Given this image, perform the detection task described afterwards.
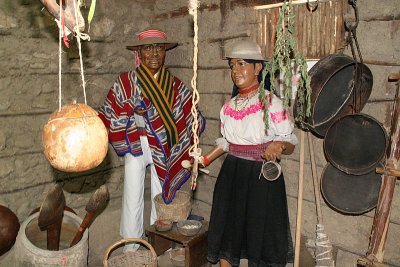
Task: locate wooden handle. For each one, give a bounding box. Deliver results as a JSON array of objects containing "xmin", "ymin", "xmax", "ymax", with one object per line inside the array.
[
  {"xmin": 69, "ymin": 212, "xmax": 93, "ymax": 247},
  {"xmin": 376, "ymin": 166, "xmax": 400, "ymax": 177},
  {"xmin": 294, "ymin": 131, "xmax": 305, "ymax": 267},
  {"xmin": 47, "ymin": 218, "xmax": 62, "ymax": 251}
]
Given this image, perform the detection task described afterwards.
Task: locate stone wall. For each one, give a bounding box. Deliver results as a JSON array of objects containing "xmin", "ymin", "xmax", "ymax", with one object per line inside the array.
[
  {"xmin": 0, "ymin": 0, "xmax": 155, "ymax": 266},
  {"xmin": 0, "ymin": 0, "xmax": 399, "ymax": 266}
]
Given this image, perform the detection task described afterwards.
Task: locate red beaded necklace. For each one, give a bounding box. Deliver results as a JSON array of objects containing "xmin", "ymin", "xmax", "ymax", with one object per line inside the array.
[{"xmin": 238, "ymin": 83, "xmax": 259, "ymax": 97}]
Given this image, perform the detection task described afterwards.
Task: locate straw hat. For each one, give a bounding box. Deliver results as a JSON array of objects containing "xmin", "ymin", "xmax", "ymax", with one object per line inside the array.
[
  {"xmin": 126, "ymin": 28, "xmax": 178, "ymax": 51},
  {"xmin": 224, "ymin": 39, "xmax": 266, "ymax": 61}
]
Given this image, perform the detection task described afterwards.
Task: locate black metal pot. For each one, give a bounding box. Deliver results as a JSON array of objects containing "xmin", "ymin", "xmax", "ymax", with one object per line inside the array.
[
  {"xmin": 320, "ymin": 163, "xmax": 382, "ymax": 215},
  {"xmin": 324, "ymin": 113, "xmax": 387, "ymax": 175},
  {"xmin": 295, "ymin": 54, "xmax": 373, "ymax": 137}
]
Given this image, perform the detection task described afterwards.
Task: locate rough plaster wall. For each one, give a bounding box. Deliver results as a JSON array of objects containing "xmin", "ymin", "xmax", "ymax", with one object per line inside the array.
[
  {"xmin": 0, "ymin": 0, "xmax": 399, "ymax": 266},
  {"xmin": 153, "ymin": 0, "xmax": 400, "ymax": 266}
]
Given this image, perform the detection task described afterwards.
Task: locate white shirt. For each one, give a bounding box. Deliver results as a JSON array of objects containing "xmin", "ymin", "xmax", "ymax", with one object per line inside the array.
[{"xmin": 218, "ymin": 92, "xmax": 298, "ymax": 151}]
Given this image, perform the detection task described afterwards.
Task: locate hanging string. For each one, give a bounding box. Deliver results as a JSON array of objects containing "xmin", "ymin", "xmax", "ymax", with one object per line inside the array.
[
  {"xmin": 56, "ymin": 0, "xmax": 90, "ymax": 111},
  {"xmin": 60, "ymin": 0, "xmax": 70, "ymax": 48},
  {"xmin": 188, "ymin": 0, "xmax": 201, "ymax": 190},
  {"xmin": 72, "ymin": 0, "xmax": 88, "ymax": 105},
  {"xmin": 58, "ymin": 0, "xmax": 63, "ymax": 112}
]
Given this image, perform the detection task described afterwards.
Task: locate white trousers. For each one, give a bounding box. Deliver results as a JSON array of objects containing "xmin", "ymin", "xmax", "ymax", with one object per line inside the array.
[{"xmin": 120, "ymin": 136, "xmax": 162, "ymax": 240}]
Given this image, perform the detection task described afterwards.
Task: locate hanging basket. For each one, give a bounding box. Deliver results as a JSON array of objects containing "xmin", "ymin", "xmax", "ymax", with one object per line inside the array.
[
  {"xmin": 154, "ymin": 191, "xmax": 191, "ymax": 222},
  {"xmin": 103, "ymin": 238, "xmax": 157, "ymax": 267}
]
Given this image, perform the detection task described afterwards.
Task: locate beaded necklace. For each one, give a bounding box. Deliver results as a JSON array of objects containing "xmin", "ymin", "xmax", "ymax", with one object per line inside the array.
[{"xmin": 234, "ymin": 83, "xmax": 259, "ymax": 111}]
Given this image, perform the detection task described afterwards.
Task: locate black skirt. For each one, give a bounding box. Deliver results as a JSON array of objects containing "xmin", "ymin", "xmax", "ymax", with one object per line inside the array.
[{"xmin": 207, "ymin": 155, "xmax": 294, "ymax": 267}]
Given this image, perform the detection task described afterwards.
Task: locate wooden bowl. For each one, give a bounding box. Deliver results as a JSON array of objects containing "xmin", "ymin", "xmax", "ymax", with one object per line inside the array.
[
  {"xmin": 154, "ymin": 219, "xmax": 173, "ymax": 232},
  {"xmin": 0, "ymin": 205, "xmax": 19, "ymax": 256},
  {"xmin": 177, "ymin": 220, "xmax": 202, "ymax": 237},
  {"xmin": 169, "ymin": 248, "xmax": 185, "ymax": 266}
]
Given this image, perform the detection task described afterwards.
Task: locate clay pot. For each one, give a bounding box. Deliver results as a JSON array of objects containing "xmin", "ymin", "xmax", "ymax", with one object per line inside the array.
[
  {"xmin": 42, "ymin": 103, "xmax": 108, "ymax": 172},
  {"xmin": 0, "ymin": 205, "xmax": 20, "ymax": 256}
]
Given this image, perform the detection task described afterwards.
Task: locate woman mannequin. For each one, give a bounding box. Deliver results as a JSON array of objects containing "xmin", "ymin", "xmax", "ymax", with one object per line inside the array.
[{"xmin": 203, "ymin": 40, "xmax": 297, "ymax": 267}]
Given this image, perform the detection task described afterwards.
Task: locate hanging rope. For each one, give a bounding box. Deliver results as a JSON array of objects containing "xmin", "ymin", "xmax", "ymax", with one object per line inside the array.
[
  {"xmin": 72, "ymin": 0, "xmax": 88, "ymax": 105},
  {"xmin": 57, "ymin": 0, "xmax": 90, "ymax": 110},
  {"xmin": 58, "ymin": 0, "xmax": 63, "ymax": 111},
  {"xmin": 188, "ymin": 0, "xmax": 201, "ymax": 190}
]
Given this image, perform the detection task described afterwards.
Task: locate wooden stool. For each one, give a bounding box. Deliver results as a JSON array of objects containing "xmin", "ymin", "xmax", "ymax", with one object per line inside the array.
[{"xmin": 145, "ymin": 221, "xmax": 209, "ymax": 267}]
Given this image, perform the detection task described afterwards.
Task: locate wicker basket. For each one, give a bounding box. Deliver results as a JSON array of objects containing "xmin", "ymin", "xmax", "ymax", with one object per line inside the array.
[
  {"xmin": 154, "ymin": 191, "xmax": 191, "ymax": 222},
  {"xmin": 103, "ymin": 238, "xmax": 157, "ymax": 267}
]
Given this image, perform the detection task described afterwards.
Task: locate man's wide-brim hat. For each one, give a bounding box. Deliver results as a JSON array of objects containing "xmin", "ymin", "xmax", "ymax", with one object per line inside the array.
[
  {"xmin": 126, "ymin": 28, "xmax": 178, "ymax": 51},
  {"xmin": 224, "ymin": 39, "xmax": 266, "ymax": 61}
]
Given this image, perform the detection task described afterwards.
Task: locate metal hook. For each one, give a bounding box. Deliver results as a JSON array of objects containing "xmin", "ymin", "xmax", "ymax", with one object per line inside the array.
[
  {"xmin": 306, "ymin": 0, "xmax": 319, "ymax": 12},
  {"xmin": 345, "ymin": 0, "xmax": 359, "ymax": 32}
]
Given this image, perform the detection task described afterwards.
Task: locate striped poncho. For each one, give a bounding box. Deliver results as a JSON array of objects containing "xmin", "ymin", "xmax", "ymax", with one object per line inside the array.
[{"xmin": 98, "ymin": 70, "xmax": 205, "ymax": 203}]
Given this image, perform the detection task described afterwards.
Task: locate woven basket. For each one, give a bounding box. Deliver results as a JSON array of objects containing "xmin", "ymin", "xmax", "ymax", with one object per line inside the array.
[
  {"xmin": 103, "ymin": 238, "xmax": 157, "ymax": 267},
  {"xmin": 154, "ymin": 191, "xmax": 191, "ymax": 222}
]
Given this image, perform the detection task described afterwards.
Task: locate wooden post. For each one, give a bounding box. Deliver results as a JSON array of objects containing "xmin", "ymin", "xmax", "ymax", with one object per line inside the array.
[{"xmin": 358, "ymin": 73, "xmax": 400, "ymax": 265}]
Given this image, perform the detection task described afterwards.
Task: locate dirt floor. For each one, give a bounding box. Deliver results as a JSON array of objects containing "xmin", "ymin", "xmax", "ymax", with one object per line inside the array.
[{"xmin": 0, "ymin": 194, "xmax": 314, "ymax": 267}]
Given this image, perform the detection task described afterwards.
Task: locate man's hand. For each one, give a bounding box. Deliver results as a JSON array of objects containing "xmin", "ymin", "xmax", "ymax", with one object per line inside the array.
[
  {"xmin": 134, "ymin": 107, "xmax": 147, "ymax": 116},
  {"xmin": 181, "ymin": 159, "xmax": 210, "ymax": 174}
]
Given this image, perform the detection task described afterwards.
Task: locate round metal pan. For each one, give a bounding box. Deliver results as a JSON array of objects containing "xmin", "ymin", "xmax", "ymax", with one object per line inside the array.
[
  {"xmin": 321, "ymin": 163, "xmax": 382, "ymax": 215},
  {"xmin": 295, "ymin": 54, "xmax": 373, "ymax": 137},
  {"xmin": 324, "ymin": 113, "xmax": 387, "ymax": 175}
]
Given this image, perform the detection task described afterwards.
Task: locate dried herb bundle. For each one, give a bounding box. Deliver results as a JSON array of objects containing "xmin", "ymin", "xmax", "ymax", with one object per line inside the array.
[{"xmin": 259, "ymin": 1, "xmax": 312, "ymax": 128}]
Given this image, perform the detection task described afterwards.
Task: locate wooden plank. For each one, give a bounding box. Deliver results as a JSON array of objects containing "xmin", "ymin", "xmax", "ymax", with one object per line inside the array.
[
  {"xmin": 255, "ymin": 0, "xmax": 347, "ymax": 59},
  {"xmin": 365, "ymin": 78, "xmax": 400, "ymax": 262}
]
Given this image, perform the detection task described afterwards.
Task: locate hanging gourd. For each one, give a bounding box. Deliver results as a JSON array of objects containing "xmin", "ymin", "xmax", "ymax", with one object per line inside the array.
[
  {"xmin": 40, "ymin": 0, "xmax": 106, "ymax": 172},
  {"xmin": 259, "ymin": 0, "xmax": 312, "ymax": 127},
  {"xmin": 42, "ymin": 103, "xmax": 108, "ymax": 172}
]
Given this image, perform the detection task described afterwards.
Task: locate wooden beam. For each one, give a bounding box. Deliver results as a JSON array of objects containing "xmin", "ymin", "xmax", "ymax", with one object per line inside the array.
[
  {"xmin": 155, "ymin": 3, "xmax": 219, "ymax": 20},
  {"xmin": 254, "ymin": 0, "xmax": 337, "ymax": 10},
  {"xmin": 207, "ymin": 31, "xmax": 250, "ymax": 43}
]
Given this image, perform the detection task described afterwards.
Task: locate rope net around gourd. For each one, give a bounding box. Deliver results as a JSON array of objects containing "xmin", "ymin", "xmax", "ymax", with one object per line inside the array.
[{"xmin": 188, "ymin": 0, "xmax": 201, "ymax": 190}]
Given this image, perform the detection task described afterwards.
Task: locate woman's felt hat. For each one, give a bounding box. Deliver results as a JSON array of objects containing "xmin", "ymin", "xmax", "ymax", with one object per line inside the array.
[
  {"xmin": 224, "ymin": 39, "xmax": 266, "ymax": 61},
  {"xmin": 126, "ymin": 28, "xmax": 178, "ymax": 51}
]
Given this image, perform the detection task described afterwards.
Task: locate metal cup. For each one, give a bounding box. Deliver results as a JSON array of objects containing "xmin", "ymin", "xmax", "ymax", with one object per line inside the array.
[{"xmin": 259, "ymin": 161, "xmax": 282, "ymax": 181}]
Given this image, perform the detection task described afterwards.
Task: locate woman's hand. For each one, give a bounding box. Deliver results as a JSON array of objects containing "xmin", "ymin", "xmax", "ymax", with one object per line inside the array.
[{"xmin": 263, "ymin": 141, "xmax": 286, "ymax": 161}]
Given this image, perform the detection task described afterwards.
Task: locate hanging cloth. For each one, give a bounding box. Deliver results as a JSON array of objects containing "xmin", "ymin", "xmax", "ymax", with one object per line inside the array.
[{"xmin": 136, "ymin": 64, "xmax": 177, "ymax": 147}]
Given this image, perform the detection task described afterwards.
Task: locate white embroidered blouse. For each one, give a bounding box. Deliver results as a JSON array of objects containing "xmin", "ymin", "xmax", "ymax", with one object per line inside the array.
[{"xmin": 217, "ymin": 92, "xmax": 298, "ymax": 152}]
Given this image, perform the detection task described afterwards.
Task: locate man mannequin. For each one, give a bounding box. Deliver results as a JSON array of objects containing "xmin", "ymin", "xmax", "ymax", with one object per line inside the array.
[{"xmin": 99, "ymin": 28, "xmax": 205, "ymax": 249}]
